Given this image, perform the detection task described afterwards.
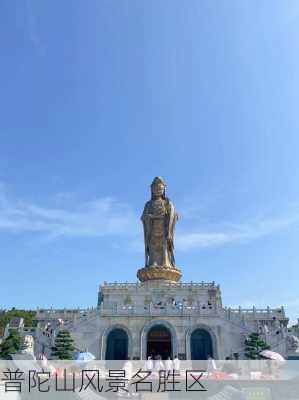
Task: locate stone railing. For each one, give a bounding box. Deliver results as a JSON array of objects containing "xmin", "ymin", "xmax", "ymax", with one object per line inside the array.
[
  {"xmin": 35, "ymin": 304, "xmax": 287, "ymax": 322},
  {"xmin": 224, "ymin": 306, "xmax": 286, "ymax": 320},
  {"xmin": 101, "ymin": 282, "xmax": 140, "ymax": 288},
  {"xmin": 36, "ymin": 307, "xmax": 97, "ymax": 320},
  {"xmin": 177, "ymin": 281, "xmax": 217, "ymax": 288},
  {"xmin": 99, "ymin": 303, "xmax": 219, "ymax": 317},
  {"xmin": 99, "ymin": 303, "xmax": 287, "ymax": 321},
  {"xmin": 100, "ymin": 281, "xmax": 217, "ymax": 289}
]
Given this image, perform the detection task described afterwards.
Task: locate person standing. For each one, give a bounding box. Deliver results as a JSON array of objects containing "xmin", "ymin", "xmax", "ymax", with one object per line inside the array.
[
  {"xmin": 222, "ymin": 357, "xmax": 236, "ymax": 375},
  {"xmin": 164, "ymin": 357, "xmax": 173, "ymax": 375},
  {"xmin": 145, "ymin": 356, "xmax": 153, "ymax": 372},
  {"xmin": 207, "ymin": 355, "xmax": 217, "ymax": 372},
  {"xmin": 124, "ymin": 357, "xmax": 133, "ymax": 379},
  {"xmin": 173, "ymin": 355, "xmax": 180, "ymax": 374},
  {"xmin": 154, "ymin": 356, "xmax": 165, "ymax": 373}
]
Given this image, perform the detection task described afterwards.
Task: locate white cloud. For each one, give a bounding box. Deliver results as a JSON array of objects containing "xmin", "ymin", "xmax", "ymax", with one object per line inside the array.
[
  {"xmin": 0, "ymin": 184, "xmax": 299, "ymax": 250},
  {"xmin": 176, "ymin": 232, "xmax": 231, "ymax": 250},
  {"xmin": 0, "ymin": 185, "xmax": 138, "ymax": 238},
  {"xmin": 176, "ymin": 213, "xmax": 299, "ymax": 251},
  {"xmin": 285, "ymin": 298, "xmax": 299, "ymax": 309}
]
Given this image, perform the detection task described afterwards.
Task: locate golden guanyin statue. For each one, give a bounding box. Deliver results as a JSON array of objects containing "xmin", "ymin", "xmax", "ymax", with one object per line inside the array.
[{"xmin": 137, "ymin": 177, "xmax": 182, "ymax": 282}]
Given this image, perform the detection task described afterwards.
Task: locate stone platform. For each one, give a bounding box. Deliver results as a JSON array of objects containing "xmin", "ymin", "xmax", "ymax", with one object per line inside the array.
[{"xmin": 137, "ymin": 265, "xmax": 182, "ymax": 283}]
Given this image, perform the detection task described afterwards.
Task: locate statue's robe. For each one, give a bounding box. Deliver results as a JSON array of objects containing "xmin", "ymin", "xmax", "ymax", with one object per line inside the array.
[{"xmin": 141, "ymin": 197, "xmax": 178, "ymax": 268}]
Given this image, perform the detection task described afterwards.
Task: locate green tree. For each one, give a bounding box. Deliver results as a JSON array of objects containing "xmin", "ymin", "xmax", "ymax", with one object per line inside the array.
[
  {"xmin": 51, "ymin": 330, "xmax": 75, "ymax": 359},
  {"xmin": 0, "ymin": 331, "xmax": 21, "ymax": 359},
  {"xmin": 0, "ymin": 309, "xmax": 37, "ymax": 332},
  {"xmin": 245, "ymin": 332, "xmax": 270, "ymax": 359}
]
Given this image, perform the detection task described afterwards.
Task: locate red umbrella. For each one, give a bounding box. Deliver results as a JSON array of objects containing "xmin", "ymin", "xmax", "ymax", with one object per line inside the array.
[{"xmin": 38, "ymin": 353, "xmax": 48, "ymax": 367}]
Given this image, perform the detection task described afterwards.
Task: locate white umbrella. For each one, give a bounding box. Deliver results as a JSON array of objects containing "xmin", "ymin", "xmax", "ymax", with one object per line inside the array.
[
  {"xmin": 259, "ymin": 350, "xmax": 285, "ymax": 362},
  {"xmin": 73, "ymin": 352, "xmax": 96, "ymax": 362}
]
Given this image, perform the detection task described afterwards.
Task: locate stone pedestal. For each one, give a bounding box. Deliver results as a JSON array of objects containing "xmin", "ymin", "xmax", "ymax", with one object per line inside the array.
[{"xmin": 137, "ymin": 266, "xmax": 182, "ymax": 283}]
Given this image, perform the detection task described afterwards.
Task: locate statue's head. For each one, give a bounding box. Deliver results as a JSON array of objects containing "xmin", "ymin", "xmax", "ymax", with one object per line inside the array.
[{"xmin": 151, "ymin": 176, "xmax": 166, "ymax": 198}]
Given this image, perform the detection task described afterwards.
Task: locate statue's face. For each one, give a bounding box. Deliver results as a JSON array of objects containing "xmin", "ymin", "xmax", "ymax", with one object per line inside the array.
[{"xmin": 152, "ymin": 183, "xmax": 165, "ymax": 197}]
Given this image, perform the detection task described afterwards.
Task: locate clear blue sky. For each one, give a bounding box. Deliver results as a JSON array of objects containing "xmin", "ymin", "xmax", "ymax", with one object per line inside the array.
[{"xmin": 0, "ymin": 1, "xmax": 299, "ymax": 324}]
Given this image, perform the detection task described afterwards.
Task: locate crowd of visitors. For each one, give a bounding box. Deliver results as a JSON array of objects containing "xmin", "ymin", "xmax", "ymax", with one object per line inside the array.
[{"xmin": 144, "ymin": 355, "xmax": 180, "ymax": 373}]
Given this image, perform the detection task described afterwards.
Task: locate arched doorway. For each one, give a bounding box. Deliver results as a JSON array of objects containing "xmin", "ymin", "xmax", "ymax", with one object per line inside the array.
[
  {"xmin": 190, "ymin": 329, "xmax": 213, "ymax": 360},
  {"xmin": 147, "ymin": 325, "xmax": 172, "ymax": 359},
  {"xmin": 106, "ymin": 328, "xmax": 128, "ymax": 360}
]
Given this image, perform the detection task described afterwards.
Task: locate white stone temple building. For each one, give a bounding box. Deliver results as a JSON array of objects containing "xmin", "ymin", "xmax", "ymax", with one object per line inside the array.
[{"xmin": 33, "ymin": 178, "xmax": 297, "ymax": 360}]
